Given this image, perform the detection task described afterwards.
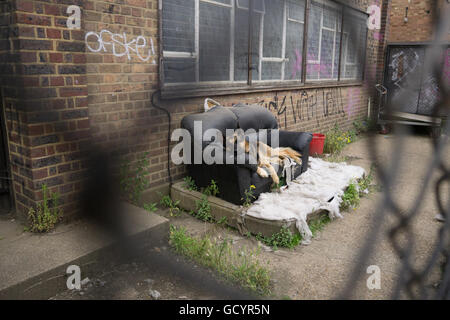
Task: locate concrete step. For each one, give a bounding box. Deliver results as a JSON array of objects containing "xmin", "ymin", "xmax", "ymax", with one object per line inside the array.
[{"xmin": 0, "ymin": 203, "xmax": 169, "ymax": 300}]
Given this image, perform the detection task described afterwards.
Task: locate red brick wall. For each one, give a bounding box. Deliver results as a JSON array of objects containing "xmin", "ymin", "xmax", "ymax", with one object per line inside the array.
[
  {"xmin": 0, "ymin": 0, "xmax": 388, "ymax": 219},
  {"xmin": 387, "ymin": 0, "xmax": 450, "ymax": 43},
  {"xmin": 1, "ymin": 0, "xmax": 89, "ymax": 218}
]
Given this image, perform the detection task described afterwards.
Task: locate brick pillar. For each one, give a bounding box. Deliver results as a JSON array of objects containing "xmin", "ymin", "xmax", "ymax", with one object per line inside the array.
[{"xmin": 1, "ymin": 0, "xmax": 90, "ymax": 220}]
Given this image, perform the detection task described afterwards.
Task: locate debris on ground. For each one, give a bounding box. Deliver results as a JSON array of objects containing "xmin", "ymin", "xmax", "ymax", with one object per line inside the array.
[{"xmin": 149, "ymin": 289, "xmax": 161, "ymax": 300}]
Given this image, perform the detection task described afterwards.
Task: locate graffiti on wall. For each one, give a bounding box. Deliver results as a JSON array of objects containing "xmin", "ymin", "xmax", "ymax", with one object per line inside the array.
[
  {"xmin": 346, "ymin": 87, "xmax": 360, "ymax": 119},
  {"xmin": 258, "ymin": 87, "xmax": 347, "ymax": 129},
  {"xmin": 65, "ymin": 5, "xmax": 156, "ymax": 63},
  {"xmin": 85, "ymin": 30, "xmax": 156, "ymax": 63}
]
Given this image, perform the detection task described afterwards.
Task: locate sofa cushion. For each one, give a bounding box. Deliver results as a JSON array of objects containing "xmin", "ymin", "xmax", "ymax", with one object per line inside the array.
[
  {"xmin": 230, "ymin": 104, "xmax": 278, "ymax": 131},
  {"xmin": 181, "ymin": 106, "xmax": 238, "ymax": 148}
]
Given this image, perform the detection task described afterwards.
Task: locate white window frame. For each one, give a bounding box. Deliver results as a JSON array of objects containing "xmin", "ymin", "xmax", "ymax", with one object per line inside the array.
[
  {"xmin": 257, "ymin": 0, "xmax": 305, "ymax": 82},
  {"xmin": 306, "ymin": 0, "xmax": 341, "ymax": 82}
]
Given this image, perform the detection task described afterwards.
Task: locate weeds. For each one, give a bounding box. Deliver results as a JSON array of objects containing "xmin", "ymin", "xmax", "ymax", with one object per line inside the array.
[
  {"xmin": 192, "ymin": 195, "xmax": 214, "ymax": 222},
  {"xmin": 353, "ymin": 119, "xmax": 377, "ymax": 134},
  {"xmin": 120, "ymin": 152, "xmax": 150, "ymax": 205},
  {"xmin": 183, "ymin": 176, "xmax": 198, "ymax": 192},
  {"xmin": 143, "ymin": 202, "xmax": 158, "ymax": 213},
  {"xmin": 256, "ymin": 226, "xmax": 301, "ymax": 250},
  {"xmin": 169, "ymin": 225, "xmax": 271, "ymax": 295},
  {"xmin": 242, "ymin": 185, "xmax": 256, "ymax": 207},
  {"xmin": 203, "ymin": 179, "xmax": 219, "ymax": 197},
  {"xmin": 323, "ymin": 123, "xmax": 356, "ymax": 154},
  {"xmin": 358, "ymin": 165, "xmax": 376, "ymax": 195},
  {"xmin": 309, "ymin": 214, "xmax": 332, "ymax": 235},
  {"xmin": 271, "ymin": 177, "xmax": 287, "ymax": 190},
  {"xmin": 340, "ymin": 165, "xmax": 377, "ymax": 211},
  {"xmin": 189, "ymin": 180, "xmax": 222, "ymax": 222},
  {"xmin": 217, "ymin": 216, "xmax": 228, "ymax": 225},
  {"xmin": 340, "ymin": 181, "xmax": 360, "ymax": 211},
  {"xmin": 26, "ymin": 184, "xmax": 62, "ymax": 233},
  {"xmin": 159, "ymin": 193, "xmax": 181, "ymax": 216}
]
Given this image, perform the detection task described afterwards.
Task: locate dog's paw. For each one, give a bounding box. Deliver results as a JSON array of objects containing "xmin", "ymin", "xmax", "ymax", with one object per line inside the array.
[
  {"xmin": 257, "ymin": 167, "xmax": 269, "ymax": 178},
  {"xmin": 272, "ymin": 176, "xmax": 280, "ymax": 185}
]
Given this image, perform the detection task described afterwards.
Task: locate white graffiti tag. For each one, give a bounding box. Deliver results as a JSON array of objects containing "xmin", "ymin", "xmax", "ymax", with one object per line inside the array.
[
  {"xmin": 389, "ymin": 49, "xmax": 420, "ymax": 89},
  {"xmin": 85, "ymin": 30, "xmax": 156, "ymax": 63}
]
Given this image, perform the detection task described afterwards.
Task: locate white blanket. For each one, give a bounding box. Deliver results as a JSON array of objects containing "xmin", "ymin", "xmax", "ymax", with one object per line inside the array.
[{"xmin": 246, "ymin": 157, "xmax": 366, "ymax": 245}]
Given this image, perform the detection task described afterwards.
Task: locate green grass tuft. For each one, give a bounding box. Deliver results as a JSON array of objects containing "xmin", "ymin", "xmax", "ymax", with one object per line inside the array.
[{"xmin": 169, "ymin": 225, "xmax": 271, "ymax": 296}]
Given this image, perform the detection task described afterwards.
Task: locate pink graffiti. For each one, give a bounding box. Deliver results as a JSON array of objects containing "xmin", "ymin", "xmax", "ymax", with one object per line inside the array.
[
  {"xmin": 290, "ymin": 49, "xmax": 302, "ymax": 79},
  {"xmin": 307, "ymin": 63, "xmax": 333, "ymax": 78},
  {"xmin": 306, "ymin": 52, "xmax": 333, "ymax": 78},
  {"xmin": 373, "ymin": 31, "xmax": 383, "ymax": 41},
  {"xmin": 346, "ymin": 87, "xmax": 360, "ymax": 119}
]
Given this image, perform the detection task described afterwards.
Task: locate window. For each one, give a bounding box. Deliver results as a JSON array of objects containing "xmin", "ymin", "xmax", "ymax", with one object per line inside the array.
[
  {"xmin": 306, "ymin": 0, "xmax": 341, "ymax": 81},
  {"xmin": 161, "ymin": 0, "xmax": 368, "ymax": 95},
  {"xmin": 340, "ymin": 7, "xmax": 367, "ymax": 81}
]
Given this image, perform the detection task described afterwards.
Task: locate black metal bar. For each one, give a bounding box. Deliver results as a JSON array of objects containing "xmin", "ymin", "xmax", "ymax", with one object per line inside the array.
[
  {"xmin": 337, "ymin": 5, "xmax": 344, "ymax": 82},
  {"xmin": 360, "ymin": 21, "xmax": 369, "ymax": 82},
  {"xmin": 301, "ymin": 0, "xmax": 310, "ymax": 84},
  {"xmin": 247, "ymin": 0, "xmax": 254, "ymax": 86}
]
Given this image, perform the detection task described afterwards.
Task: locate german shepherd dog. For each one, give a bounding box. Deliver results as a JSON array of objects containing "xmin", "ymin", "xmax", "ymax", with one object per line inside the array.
[{"xmin": 227, "ymin": 133, "xmax": 302, "ymax": 185}]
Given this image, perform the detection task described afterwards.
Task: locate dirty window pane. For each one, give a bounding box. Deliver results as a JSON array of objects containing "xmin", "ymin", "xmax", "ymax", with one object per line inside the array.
[
  {"xmin": 285, "ymin": 0, "xmax": 305, "ymax": 81},
  {"xmin": 260, "ymin": 0, "xmax": 305, "ymax": 81},
  {"xmin": 340, "ymin": 8, "xmax": 367, "ymax": 80},
  {"xmin": 237, "ymin": 0, "xmax": 265, "ymax": 12},
  {"xmin": 306, "ymin": 0, "xmax": 342, "ymax": 81},
  {"xmin": 262, "ymin": 0, "xmax": 284, "ymax": 59},
  {"xmin": 235, "ymin": 7, "xmax": 250, "ymax": 81},
  {"xmin": 320, "ymin": 29, "xmax": 335, "ymax": 79},
  {"xmin": 288, "ymin": 0, "xmax": 304, "ymax": 22},
  {"xmin": 307, "ymin": 1, "xmax": 321, "ymax": 63},
  {"xmin": 163, "ymin": 58, "xmax": 196, "ymax": 83},
  {"xmin": 262, "ymin": 61, "xmax": 282, "ymax": 80},
  {"xmin": 199, "ymin": 1, "xmax": 231, "ymax": 82},
  {"xmin": 162, "ymin": 0, "xmax": 195, "ymax": 53},
  {"xmin": 234, "ymin": 5, "xmax": 262, "ymax": 82}
]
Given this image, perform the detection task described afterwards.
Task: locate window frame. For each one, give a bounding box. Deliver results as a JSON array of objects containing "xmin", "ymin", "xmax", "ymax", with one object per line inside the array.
[{"xmin": 158, "ymin": 0, "xmax": 369, "ymax": 99}]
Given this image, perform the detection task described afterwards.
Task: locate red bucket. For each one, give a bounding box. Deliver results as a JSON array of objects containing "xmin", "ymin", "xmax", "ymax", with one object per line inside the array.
[{"xmin": 309, "ymin": 133, "xmax": 326, "ymax": 155}]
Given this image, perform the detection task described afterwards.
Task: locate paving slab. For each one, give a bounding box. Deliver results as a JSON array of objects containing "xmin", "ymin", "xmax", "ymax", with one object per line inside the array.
[{"xmin": 0, "ymin": 203, "xmax": 169, "ymax": 300}]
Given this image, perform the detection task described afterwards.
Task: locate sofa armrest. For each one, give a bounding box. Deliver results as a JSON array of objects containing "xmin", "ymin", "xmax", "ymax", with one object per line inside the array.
[
  {"xmin": 279, "ymin": 131, "xmax": 313, "ymax": 173},
  {"xmin": 279, "ymin": 131, "xmax": 313, "ymax": 152}
]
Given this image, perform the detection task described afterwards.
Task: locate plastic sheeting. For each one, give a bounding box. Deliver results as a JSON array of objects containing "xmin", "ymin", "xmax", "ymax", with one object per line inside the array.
[{"xmin": 246, "ymin": 157, "xmax": 366, "ymax": 245}]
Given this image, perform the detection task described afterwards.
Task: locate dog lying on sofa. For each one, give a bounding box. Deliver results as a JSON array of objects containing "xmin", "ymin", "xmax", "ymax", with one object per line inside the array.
[
  {"xmin": 181, "ymin": 103, "xmax": 313, "ymax": 205},
  {"xmin": 227, "ymin": 132, "xmax": 302, "ymax": 185}
]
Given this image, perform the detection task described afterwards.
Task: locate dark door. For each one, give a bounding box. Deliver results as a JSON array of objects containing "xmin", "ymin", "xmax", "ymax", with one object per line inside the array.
[{"xmin": 383, "ymin": 44, "xmax": 450, "ymax": 116}]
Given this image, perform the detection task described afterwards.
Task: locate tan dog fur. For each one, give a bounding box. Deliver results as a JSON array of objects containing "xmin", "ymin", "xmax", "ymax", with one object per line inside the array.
[{"xmin": 227, "ymin": 133, "xmax": 302, "ymax": 185}]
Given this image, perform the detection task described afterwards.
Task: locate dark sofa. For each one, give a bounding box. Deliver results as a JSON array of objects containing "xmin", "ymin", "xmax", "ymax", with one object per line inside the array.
[{"xmin": 181, "ymin": 103, "xmax": 313, "ymax": 205}]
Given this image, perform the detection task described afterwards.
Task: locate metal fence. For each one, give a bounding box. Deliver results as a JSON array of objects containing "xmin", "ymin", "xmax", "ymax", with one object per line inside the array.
[{"xmin": 339, "ymin": 1, "xmax": 450, "ymax": 300}]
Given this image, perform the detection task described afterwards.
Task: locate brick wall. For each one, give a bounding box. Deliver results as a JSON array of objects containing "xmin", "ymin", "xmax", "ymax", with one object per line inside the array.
[
  {"xmin": 0, "ymin": 0, "xmax": 388, "ymax": 219},
  {"xmin": 387, "ymin": 0, "xmax": 450, "ymax": 43},
  {"xmin": 1, "ymin": 0, "xmax": 90, "ymax": 219}
]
